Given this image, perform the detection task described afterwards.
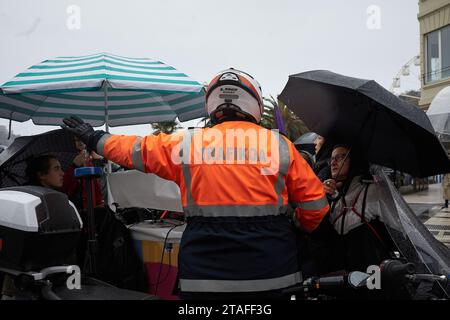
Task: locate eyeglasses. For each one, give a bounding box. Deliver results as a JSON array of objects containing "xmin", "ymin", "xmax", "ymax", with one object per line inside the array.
[{"xmin": 328, "ymin": 154, "xmax": 348, "ymax": 165}]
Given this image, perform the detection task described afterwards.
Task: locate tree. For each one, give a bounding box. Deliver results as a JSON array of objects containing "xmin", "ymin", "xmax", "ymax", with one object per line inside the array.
[
  {"xmin": 262, "ymin": 96, "xmax": 309, "ymax": 141},
  {"xmin": 150, "ymin": 121, "xmax": 181, "ymax": 135},
  {"xmin": 260, "ymin": 102, "xmax": 275, "ymax": 130}
]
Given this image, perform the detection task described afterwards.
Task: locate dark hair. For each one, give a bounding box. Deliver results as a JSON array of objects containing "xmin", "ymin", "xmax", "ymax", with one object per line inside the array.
[
  {"xmin": 332, "ymin": 144, "xmax": 350, "ymax": 152},
  {"xmin": 25, "ymin": 155, "xmax": 59, "ymax": 186},
  {"xmin": 314, "ymin": 138, "xmax": 333, "ymax": 176}
]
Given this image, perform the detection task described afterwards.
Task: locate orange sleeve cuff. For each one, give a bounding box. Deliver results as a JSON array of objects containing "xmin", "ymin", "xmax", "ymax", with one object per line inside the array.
[{"xmin": 295, "ymin": 205, "xmax": 329, "ymax": 233}]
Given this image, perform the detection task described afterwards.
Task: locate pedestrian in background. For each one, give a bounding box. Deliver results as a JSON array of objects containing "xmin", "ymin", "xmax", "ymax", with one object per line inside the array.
[
  {"xmin": 313, "ymin": 135, "xmax": 331, "ymax": 182},
  {"xmin": 443, "ymin": 173, "xmax": 450, "ymax": 209}
]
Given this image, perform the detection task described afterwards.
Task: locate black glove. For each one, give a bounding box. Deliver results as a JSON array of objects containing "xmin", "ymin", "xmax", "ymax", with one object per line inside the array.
[{"xmin": 62, "ymin": 115, "xmax": 106, "ymax": 152}]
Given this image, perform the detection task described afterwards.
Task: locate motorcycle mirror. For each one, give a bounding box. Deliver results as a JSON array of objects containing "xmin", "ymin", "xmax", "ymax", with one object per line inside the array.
[{"xmin": 348, "ymin": 271, "xmax": 370, "ymax": 288}]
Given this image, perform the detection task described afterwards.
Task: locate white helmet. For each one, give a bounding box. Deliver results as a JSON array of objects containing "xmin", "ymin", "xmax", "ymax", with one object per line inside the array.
[{"xmin": 205, "ymin": 68, "xmax": 263, "ymax": 123}]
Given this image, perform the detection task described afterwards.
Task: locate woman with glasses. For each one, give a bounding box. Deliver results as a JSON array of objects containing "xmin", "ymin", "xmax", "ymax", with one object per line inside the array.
[{"xmin": 311, "ymin": 144, "xmax": 397, "ymax": 275}]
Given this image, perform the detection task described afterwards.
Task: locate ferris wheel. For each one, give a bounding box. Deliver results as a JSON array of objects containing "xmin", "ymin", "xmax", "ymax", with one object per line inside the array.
[{"xmin": 390, "ymin": 55, "xmax": 421, "ymax": 95}]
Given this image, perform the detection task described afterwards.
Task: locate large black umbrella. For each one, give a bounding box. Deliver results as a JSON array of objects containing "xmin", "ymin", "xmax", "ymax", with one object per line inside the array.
[
  {"xmin": 0, "ymin": 129, "xmax": 78, "ymax": 187},
  {"xmin": 279, "ymin": 70, "xmax": 450, "ymax": 177}
]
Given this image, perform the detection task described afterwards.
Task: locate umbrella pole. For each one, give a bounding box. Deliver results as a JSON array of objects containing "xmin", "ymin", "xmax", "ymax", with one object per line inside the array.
[
  {"xmin": 104, "ymin": 82, "xmax": 109, "ymax": 134},
  {"xmin": 333, "ymin": 148, "xmax": 352, "ymax": 181},
  {"xmin": 103, "ymin": 82, "xmax": 112, "ymax": 174},
  {"xmin": 102, "ymin": 82, "xmax": 113, "ymax": 216},
  {"xmin": 84, "ymin": 176, "xmax": 97, "ymax": 275},
  {"xmin": 8, "ymin": 117, "xmax": 12, "ymax": 140},
  {"xmin": 74, "ymin": 168, "xmax": 101, "ymax": 277}
]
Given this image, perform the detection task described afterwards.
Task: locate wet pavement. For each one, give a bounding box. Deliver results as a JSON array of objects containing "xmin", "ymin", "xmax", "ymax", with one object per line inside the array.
[{"xmin": 403, "ymin": 183, "xmax": 450, "ymax": 247}]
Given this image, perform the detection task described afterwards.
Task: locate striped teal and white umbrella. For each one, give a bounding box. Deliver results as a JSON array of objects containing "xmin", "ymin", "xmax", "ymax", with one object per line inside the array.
[{"xmin": 0, "ymin": 53, "xmax": 206, "ymax": 128}]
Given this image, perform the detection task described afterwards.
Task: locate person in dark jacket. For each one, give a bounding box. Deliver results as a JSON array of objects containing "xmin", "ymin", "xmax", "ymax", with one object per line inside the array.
[
  {"xmin": 312, "ymin": 145, "xmax": 396, "ymax": 275},
  {"xmin": 62, "ymin": 136, "xmax": 104, "ymax": 210},
  {"xmin": 312, "ymin": 135, "xmax": 331, "ymax": 182}
]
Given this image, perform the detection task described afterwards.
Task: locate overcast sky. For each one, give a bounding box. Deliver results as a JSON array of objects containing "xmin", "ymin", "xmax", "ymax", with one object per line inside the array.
[{"xmin": 0, "ymin": 0, "xmax": 420, "ymax": 137}]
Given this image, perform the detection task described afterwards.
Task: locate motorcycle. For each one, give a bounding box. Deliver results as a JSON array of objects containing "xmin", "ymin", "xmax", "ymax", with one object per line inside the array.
[
  {"xmin": 0, "ymin": 185, "xmax": 156, "ymax": 300},
  {"xmin": 0, "ymin": 264, "xmax": 157, "ymax": 300}
]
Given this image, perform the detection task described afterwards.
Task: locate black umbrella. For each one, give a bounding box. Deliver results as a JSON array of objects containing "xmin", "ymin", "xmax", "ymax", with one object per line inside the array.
[
  {"xmin": 0, "ymin": 129, "xmax": 78, "ymax": 187},
  {"xmin": 279, "ymin": 70, "xmax": 450, "ymax": 177},
  {"xmin": 294, "ymin": 132, "xmax": 318, "ymax": 155},
  {"xmin": 294, "ymin": 132, "xmax": 318, "ymax": 145}
]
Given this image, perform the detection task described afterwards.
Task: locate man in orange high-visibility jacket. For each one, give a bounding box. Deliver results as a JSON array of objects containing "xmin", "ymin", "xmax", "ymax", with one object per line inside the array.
[{"xmin": 62, "ymin": 68, "xmax": 329, "ymax": 299}]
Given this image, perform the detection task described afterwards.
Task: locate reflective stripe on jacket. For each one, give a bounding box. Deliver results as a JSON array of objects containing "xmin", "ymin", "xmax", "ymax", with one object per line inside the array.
[{"xmin": 96, "ymin": 121, "xmax": 329, "ymax": 292}]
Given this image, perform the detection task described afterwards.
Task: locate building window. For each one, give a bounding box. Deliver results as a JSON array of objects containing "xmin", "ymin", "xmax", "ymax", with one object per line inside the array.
[{"xmin": 425, "ymin": 24, "xmax": 450, "ymax": 83}]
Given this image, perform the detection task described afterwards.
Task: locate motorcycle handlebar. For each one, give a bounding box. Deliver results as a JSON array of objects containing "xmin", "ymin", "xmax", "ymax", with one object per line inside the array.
[
  {"xmin": 282, "ymin": 275, "xmax": 347, "ymax": 296},
  {"xmin": 317, "ymin": 276, "xmax": 346, "ymax": 288},
  {"xmin": 380, "ymin": 260, "xmax": 416, "ymax": 278},
  {"xmin": 283, "ymin": 259, "xmax": 430, "ymax": 297}
]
